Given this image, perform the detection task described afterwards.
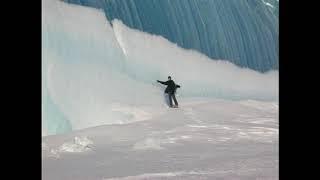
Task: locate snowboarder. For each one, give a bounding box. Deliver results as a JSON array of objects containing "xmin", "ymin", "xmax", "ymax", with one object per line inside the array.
[{"xmin": 157, "ymin": 76, "xmax": 181, "ymax": 108}]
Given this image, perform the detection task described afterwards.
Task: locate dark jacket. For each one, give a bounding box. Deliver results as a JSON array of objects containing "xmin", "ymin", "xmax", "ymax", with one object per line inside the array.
[{"xmin": 157, "ymin": 80, "xmax": 180, "ymax": 94}]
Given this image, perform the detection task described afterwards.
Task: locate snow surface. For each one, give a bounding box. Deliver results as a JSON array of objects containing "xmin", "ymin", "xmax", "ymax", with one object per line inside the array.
[{"xmin": 42, "ymin": 98, "xmax": 278, "ymax": 180}]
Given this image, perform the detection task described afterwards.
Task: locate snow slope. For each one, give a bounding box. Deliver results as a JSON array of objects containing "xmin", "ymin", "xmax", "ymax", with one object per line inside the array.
[{"xmin": 42, "ymin": 98, "xmax": 278, "ymax": 180}]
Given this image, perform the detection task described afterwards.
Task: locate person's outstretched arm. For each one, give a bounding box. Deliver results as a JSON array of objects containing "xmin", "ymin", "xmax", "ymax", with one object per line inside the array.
[{"xmin": 157, "ymin": 80, "xmax": 169, "ymax": 85}]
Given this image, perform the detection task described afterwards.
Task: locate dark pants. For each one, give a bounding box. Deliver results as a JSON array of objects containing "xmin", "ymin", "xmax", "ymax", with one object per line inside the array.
[{"xmin": 168, "ymin": 93, "xmax": 178, "ymax": 107}]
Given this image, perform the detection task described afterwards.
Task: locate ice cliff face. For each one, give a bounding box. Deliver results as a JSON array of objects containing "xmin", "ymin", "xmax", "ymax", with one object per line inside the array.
[{"xmin": 65, "ymin": 0, "xmax": 279, "ymax": 72}]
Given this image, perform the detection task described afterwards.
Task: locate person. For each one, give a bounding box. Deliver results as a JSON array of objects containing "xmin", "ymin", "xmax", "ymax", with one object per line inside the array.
[{"xmin": 157, "ymin": 76, "xmax": 181, "ymax": 108}]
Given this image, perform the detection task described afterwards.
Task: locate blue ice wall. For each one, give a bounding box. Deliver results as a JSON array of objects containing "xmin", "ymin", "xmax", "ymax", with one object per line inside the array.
[{"xmin": 64, "ymin": 0, "xmax": 279, "ymax": 72}]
